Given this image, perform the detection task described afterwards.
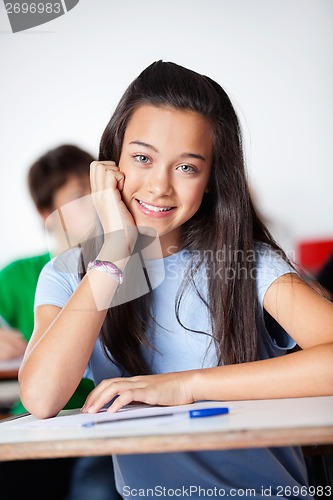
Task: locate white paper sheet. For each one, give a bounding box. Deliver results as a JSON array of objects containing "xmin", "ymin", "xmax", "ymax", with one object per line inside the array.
[{"xmin": 15, "ymin": 401, "xmax": 233, "ymax": 429}]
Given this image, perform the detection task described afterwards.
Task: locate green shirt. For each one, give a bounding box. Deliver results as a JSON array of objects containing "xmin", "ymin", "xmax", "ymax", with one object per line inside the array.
[{"xmin": 0, "ymin": 253, "xmax": 94, "ymax": 414}]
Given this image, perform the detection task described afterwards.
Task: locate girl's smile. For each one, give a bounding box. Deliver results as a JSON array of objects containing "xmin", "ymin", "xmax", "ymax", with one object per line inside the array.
[
  {"xmin": 135, "ymin": 198, "xmax": 176, "ymax": 217},
  {"xmin": 118, "ymin": 105, "xmax": 214, "ymax": 254}
]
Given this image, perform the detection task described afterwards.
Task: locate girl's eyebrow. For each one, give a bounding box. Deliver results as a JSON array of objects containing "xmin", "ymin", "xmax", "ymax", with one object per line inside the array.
[
  {"xmin": 128, "ymin": 140, "xmax": 206, "ymax": 162},
  {"xmin": 129, "ymin": 140, "xmax": 158, "ymax": 152}
]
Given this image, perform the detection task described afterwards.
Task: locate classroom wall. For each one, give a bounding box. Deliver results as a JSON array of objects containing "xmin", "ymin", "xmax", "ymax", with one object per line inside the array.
[{"xmin": 0, "ymin": 0, "xmax": 332, "ymax": 267}]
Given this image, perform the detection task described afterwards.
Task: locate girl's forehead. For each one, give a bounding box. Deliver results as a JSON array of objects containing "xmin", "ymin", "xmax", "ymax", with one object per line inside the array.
[
  {"xmin": 124, "ymin": 105, "xmax": 214, "ymax": 157},
  {"xmin": 127, "ymin": 104, "xmax": 211, "ymax": 127}
]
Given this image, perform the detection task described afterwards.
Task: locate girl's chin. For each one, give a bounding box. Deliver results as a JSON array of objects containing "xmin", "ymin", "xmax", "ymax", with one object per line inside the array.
[{"xmin": 137, "ymin": 226, "xmax": 159, "ymax": 237}]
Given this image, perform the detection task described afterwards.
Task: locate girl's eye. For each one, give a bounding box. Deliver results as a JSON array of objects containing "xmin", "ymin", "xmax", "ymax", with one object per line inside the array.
[
  {"xmin": 134, "ymin": 155, "xmax": 150, "ymax": 164},
  {"xmin": 177, "ymin": 164, "xmax": 196, "ymax": 174}
]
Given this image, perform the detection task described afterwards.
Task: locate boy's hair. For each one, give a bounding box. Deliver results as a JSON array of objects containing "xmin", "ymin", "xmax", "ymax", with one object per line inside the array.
[{"xmin": 28, "ymin": 144, "xmax": 93, "ymax": 211}]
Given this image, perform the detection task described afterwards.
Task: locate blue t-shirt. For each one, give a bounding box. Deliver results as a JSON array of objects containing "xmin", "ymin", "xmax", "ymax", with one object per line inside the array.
[{"xmin": 35, "ymin": 244, "xmax": 311, "ymax": 499}]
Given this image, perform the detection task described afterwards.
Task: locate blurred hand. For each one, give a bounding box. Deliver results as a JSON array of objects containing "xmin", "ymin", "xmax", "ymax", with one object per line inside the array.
[
  {"xmin": 0, "ymin": 328, "xmax": 27, "ymax": 361},
  {"xmin": 82, "ymin": 370, "xmax": 198, "ymax": 414}
]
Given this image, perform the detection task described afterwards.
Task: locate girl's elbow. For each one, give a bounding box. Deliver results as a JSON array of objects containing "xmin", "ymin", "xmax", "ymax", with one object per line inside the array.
[{"xmin": 19, "ymin": 373, "xmax": 60, "ymax": 419}]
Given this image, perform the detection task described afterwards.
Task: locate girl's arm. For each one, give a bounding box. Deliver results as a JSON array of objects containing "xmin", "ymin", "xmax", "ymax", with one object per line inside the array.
[
  {"xmin": 19, "ymin": 161, "xmax": 137, "ymax": 419},
  {"xmin": 82, "ymin": 273, "xmax": 333, "ymax": 414},
  {"xmin": 19, "ymin": 267, "xmax": 121, "ymax": 419},
  {"xmin": 192, "ymin": 273, "xmax": 333, "ymax": 401}
]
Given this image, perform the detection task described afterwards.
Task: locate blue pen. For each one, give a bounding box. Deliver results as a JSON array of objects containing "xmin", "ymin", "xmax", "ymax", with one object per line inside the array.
[
  {"xmin": 82, "ymin": 407, "xmax": 229, "ymax": 427},
  {"xmin": 189, "ymin": 407, "xmax": 229, "ymax": 418}
]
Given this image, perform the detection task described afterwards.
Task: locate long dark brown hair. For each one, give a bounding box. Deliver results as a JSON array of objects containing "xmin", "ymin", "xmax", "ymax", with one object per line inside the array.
[{"xmin": 82, "ymin": 60, "xmax": 286, "ymax": 375}]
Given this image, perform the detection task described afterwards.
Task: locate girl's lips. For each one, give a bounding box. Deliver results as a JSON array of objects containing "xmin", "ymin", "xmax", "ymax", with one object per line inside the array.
[{"xmin": 135, "ymin": 199, "xmax": 176, "ymax": 218}]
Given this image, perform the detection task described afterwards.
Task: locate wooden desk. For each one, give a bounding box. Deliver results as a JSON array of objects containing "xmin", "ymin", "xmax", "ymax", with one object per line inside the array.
[
  {"xmin": 0, "ymin": 358, "xmax": 21, "ymax": 415},
  {"xmin": 0, "ymin": 396, "xmax": 332, "ymax": 461},
  {"xmin": 0, "ymin": 380, "xmax": 20, "ymax": 407}
]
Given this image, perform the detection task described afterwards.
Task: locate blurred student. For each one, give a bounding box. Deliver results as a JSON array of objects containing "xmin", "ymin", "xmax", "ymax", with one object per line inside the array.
[
  {"xmin": 0, "ymin": 144, "xmax": 120, "ymax": 500},
  {"xmin": 0, "ymin": 144, "xmax": 94, "ymax": 411}
]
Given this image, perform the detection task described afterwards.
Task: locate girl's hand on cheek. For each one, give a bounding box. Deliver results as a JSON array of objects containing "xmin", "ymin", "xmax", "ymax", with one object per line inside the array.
[
  {"xmin": 90, "ymin": 160, "xmax": 138, "ymax": 256},
  {"xmin": 81, "ymin": 371, "xmax": 198, "ymax": 414}
]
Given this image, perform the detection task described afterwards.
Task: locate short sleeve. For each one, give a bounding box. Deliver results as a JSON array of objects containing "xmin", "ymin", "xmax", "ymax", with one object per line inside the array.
[
  {"xmin": 34, "ymin": 249, "xmax": 81, "ymax": 309},
  {"xmin": 254, "ymin": 244, "xmax": 298, "ymax": 353},
  {"xmin": 256, "ymin": 244, "xmax": 298, "ymax": 309}
]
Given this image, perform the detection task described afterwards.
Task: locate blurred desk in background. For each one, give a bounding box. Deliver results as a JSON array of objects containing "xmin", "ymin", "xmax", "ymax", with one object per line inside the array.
[
  {"xmin": 0, "ymin": 357, "xmax": 22, "ymax": 380},
  {"xmin": 0, "ymin": 357, "xmax": 21, "ymax": 417}
]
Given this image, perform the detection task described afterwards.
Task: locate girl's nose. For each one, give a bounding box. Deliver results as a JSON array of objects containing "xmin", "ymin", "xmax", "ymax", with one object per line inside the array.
[{"xmin": 146, "ymin": 167, "xmax": 173, "ymax": 196}]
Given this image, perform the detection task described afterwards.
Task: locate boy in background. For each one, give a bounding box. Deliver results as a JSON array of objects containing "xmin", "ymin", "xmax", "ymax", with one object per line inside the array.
[{"xmin": 0, "ymin": 144, "xmax": 120, "ymax": 500}]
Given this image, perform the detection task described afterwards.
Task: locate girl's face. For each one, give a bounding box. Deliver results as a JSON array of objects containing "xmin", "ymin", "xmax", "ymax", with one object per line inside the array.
[{"xmin": 118, "ymin": 105, "xmax": 214, "ymax": 255}]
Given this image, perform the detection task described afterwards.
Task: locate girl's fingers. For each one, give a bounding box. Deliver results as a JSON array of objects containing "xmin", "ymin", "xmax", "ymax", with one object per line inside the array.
[
  {"xmin": 90, "ymin": 161, "xmax": 114, "ymax": 192},
  {"xmin": 81, "ymin": 372, "xmax": 194, "ymax": 414},
  {"xmin": 95, "ymin": 163, "xmax": 120, "ymax": 192},
  {"xmin": 82, "ymin": 380, "xmax": 114, "ymax": 412},
  {"xmin": 107, "ymin": 388, "xmax": 148, "ymax": 413},
  {"xmin": 90, "ymin": 161, "xmax": 120, "ymax": 193},
  {"xmin": 83, "ymin": 379, "xmax": 146, "ymax": 413},
  {"xmin": 104, "ymin": 170, "xmax": 125, "ymax": 192},
  {"xmin": 111, "ymin": 171, "xmax": 125, "ymax": 191}
]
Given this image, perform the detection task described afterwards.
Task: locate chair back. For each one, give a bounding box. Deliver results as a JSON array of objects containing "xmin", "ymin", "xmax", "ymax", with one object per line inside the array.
[{"xmin": 297, "ymin": 239, "xmax": 333, "ymax": 274}]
